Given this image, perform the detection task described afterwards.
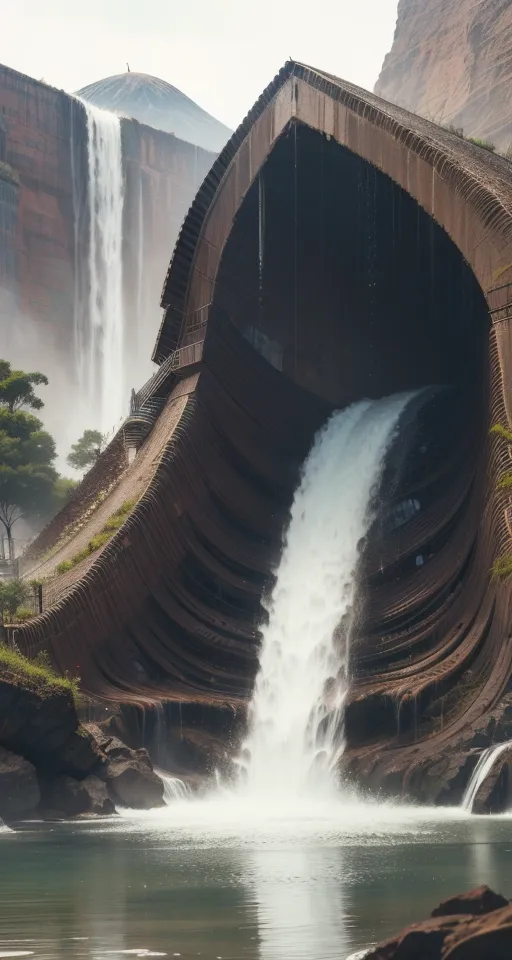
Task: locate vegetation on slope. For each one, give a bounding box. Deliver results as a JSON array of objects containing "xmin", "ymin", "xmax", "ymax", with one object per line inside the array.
[
  {"xmin": 0, "ymin": 644, "xmax": 80, "ymax": 702},
  {"xmin": 55, "ymin": 499, "xmax": 136, "ymax": 575}
]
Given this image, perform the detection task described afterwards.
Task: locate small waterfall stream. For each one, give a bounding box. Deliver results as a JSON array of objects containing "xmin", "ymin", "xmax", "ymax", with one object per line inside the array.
[
  {"xmin": 240, "ymin": 394, "xmax": 412, "ymax": 799},
  {"xmin": 156, "ymin": 770, "xmax": 192, "ymax": 803},
  {"xmin": 75, "ymin": 99, "xmax": 126, "ymax": 435},
  {"xmin": 462, "ymin": 742, "xmax": 512, "ymax": 812}
]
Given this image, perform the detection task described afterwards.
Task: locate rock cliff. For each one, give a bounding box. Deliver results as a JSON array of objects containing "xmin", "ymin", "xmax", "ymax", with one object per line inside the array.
[
  {"xmin": 375, "ymin": 0, "xmax": 512, "ymax": 150},
  {"xmin": 0, "ymin": 63, "xmax": 216, "ymax": 457}
]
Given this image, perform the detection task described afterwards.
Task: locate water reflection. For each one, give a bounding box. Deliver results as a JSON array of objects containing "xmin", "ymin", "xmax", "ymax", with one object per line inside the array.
[
  {"xmin": 247, "ymin": 845, "xmax": 349, "ymax": 959},
  {"xmin": 0, "ymin": 808, "xmax": 512, "ymax": 960}
]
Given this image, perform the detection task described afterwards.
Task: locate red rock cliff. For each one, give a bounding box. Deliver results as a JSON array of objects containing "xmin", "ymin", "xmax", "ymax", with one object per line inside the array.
[
  {"xmin": 375, "ymin": 0, "xmax": 512, "ymax": 150},
  {"xmin": 0, "ymin": 64, "xmax": 215, "ymax": 449}
]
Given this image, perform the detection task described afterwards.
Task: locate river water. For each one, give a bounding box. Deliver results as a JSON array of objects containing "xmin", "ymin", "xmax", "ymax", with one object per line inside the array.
[
  {"xmin": 1, "ymin": 802, "xmax": 512, "ymax": 960},
  {"xmin": 3, "ymin": 400, "xmax": 509, "ymax": 956}
]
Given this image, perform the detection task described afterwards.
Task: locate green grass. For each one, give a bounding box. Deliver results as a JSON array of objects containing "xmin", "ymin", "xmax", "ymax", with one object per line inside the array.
[
  {"xmin": 491, "ymin": 555, "xmax": 512, "ymax": 580},
  {"xmin": 468, "ymin": 136, "xmax": 496, "ymax": 152},
  {"xmin": 56, "ymin": 499, "xmax": 136, "ymax": 575},
  {"xmin": 0, "ymin": 643, "xmax": 80, "ymax": 701}
]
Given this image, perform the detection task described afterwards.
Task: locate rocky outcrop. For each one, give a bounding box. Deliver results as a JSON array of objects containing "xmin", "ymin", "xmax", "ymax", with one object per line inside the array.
[
  {"xmin": 0, "ymin": 747, "xmax": 40, "ymax": 820},
  {"xmin": 84, "ymin": 725, "xmax": 164, "ymax": 810},
  {"xmin": 40, "ymin": 774, "xmax": 114, "ymax": 819},
  {"xmin": 0, "ymin": 673, "xmax": 164, "ymax": 822},
  {"xmin": 342, "ymin": 691, "xmax": 512, "ymax": 811},
  {"xmin": 0, "ymin": 676, "xmax": 101, "ymax": 778},
  {"xmin": 363, "ymin": 886, "xmax": 512, "ymax": 959},
  {"xmin": 375, "ymin": 0, "xmax": 512, "ymax": 150}
]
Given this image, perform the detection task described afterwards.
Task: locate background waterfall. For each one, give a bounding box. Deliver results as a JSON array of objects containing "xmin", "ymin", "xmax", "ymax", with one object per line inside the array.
[
  {"xmin": 240, "ymin": 394, "xmax": 412, "ymax": 799},
  {"xmin": 76, "ymin": 100, "xmax": 126, "ymax": 435}
]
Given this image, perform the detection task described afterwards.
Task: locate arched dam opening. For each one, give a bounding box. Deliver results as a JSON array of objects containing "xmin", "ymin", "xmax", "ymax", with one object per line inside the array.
[
  {"xmin": 18, "ymin": 63, "xmax": 512, "ymax": 803},
  {"xmin": 152, "ymin": 120, "xmax": 492, "ymax": 781}
]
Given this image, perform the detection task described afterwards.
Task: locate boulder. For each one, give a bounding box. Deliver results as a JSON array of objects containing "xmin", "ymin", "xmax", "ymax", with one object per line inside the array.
[
  {"xmin": 0, "ymin": 746, "xmax": 40, "ymax": 821},
  {"xmin": 432, "ymin": 885, "xmax": 508, "ymax": 918},
  {"xmin": 362, "ymin": 887, "xmax": 512, "ymax": 960},
  {"xmin": 0, "ymin": 677, "xmax": 101, "ymax": 778},
  {"xmin": 85, "ymin": 724, "xmax": 164, "ymax": 809},
  {"xmin": 41, "ymin": 774, "xmax": 115, "ymax": 818}
]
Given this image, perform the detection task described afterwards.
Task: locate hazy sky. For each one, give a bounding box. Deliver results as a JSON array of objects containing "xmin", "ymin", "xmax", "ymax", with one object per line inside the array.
[{"xmin": 2, "ymin": 0, "xmax": 399, "ymax": 129}]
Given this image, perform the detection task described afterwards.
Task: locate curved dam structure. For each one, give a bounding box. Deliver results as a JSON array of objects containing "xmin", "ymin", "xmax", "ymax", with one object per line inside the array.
[{"xmin": 17, "ymin": 61, "xmax": 512, "ymax": 800}]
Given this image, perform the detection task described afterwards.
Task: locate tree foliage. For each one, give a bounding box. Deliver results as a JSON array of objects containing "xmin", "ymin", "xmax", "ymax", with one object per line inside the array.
[
  {"xmin": 67, "ymin": 429, "xmax": 106, "ymax": 471},
  {"xmin": 0, "ymin": 579, "xmax": 29, "ymax": 620},
  {"xmin": 0, "ymin": 360, "xmax": 62, "ymax": 550},
  {"xmin": 0, "ymin": 360, "xmax": 48, "ymax": 413}
]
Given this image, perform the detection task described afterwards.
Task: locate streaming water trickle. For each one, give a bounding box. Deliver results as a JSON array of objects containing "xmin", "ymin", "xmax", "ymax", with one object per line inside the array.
[
  {"xmin": 462, "ymin": 741, "xmax": 512, "ymax": 812},
  {"xmin": 156, "ymin": 770, "xmax": 192, "ymax": 803},
  {"xmin": 239, "ymin": 394, "xmax": 412, "ymax": 799},
  {"xmin": 75, "ymin": 99, "xmax": 126, "ymax": 434}
]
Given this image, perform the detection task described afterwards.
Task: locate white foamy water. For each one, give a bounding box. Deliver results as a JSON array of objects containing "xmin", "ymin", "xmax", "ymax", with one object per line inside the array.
[
  {"xmin": 156, "ymin": 770, "xmax": 192, "ymax": 803},
  {"xmin": 76, "ymin": 99, "xmax": 126, "ymax": 434},
  {"xmin": 462, "ymin": 741, "xmax": 512, "ymax": 812},
  {"xmin": 239, "ymin": 395, "xmax": 412, "ymax": 800}
]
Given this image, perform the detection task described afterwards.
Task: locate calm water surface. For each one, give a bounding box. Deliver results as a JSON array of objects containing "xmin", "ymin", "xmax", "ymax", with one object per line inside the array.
[{"xmin": 1, "ymin": 799, "xmax": 512, "ymax": 960}]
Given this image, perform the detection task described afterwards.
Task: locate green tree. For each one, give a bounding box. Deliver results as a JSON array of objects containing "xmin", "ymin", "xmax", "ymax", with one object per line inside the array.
[
  {"xmin": 0, "ymin": 579, "xmax": 29, "ymax": 622},
  {"xmin": 0, "ymin": 360, "xmax": 58, "ymax": 556},
  {"xmin": 0, "ymin": 360, "xmax": 48, "ymax": 413},
  {"xmin": 67, "ymin": 429, "xmax": 106, "ymax": 471}
]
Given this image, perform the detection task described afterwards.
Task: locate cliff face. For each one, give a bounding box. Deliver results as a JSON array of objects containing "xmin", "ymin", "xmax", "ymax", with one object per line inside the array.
[
  {"xmin": 0, "ymin": 64, "xmax": 215, "ymax": 458},
  {"xmin": 376, "ymin": 0, "xmax": 512, "ymax": 150}
]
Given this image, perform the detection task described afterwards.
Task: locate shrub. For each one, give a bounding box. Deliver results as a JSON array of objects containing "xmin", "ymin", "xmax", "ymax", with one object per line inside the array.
[
  {"xmin": 0, "ymin": 580, "xmax": 30, "ymax": 621},
  {"xmin": 56, "ymin": 559, "xmax": 74, "ymax": 574},
  {"xmin": 490, "ymin": 424, "xmax": 512, "ymax": 443},
  {"xmin": 491, "ymin": 555, "xmax": 512, "ymax": 580},
  {"xmin": 469, "ymin": 136, "xmax": 496, "ymax": 152},
  {"xmin": 446, "ymin": 124, "xmax": 465, "ymax": 139},
  {"xmin": 497, "ymin": 472, "xmax": 512, "ymax": 492},
  {"xmin": 88, "ymin": 531, "xmax": 111, "ymax": 551},
  {"xmin": 14, "ymin": 607, "xmax": 35, "ymax": 622}
]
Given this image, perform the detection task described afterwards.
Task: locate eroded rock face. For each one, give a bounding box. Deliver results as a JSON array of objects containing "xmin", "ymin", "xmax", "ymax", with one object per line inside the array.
[
  {"xmin": 0, "ymin": 677, "xmax": 164, "ymax": 820},
  {"xmin": 375, "ymin": 0, "xmax": 512, "ymax": 150},
  {"xmin": 0, "ymin": 747, "xmax": 40, "ymax": 821},
  {"xmin": 85, "ymin": 725, "xmax": 165, "ymax": 810},
  {"xmin": 0, "ymin": 677, "xmax": 101, "ymax": 778},
  {"xmin": 364, "ymin": 886, "xmax": 512, "ymax": 959}
]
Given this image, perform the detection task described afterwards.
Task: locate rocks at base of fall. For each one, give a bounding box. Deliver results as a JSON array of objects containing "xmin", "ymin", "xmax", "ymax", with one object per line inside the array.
[
  {"xmin": 0, "ymin": 676, "xmax": 165, "ymax": 822},
  {"xmin": 84, "ymin": 723, "xmax": 165, "ymax": 810},
  {"xmin": 39, "ymin": 774, "xmax": 115, "ymax": 819},
  {"xmin": 0, "ymin": 746, "xmax": 40, "ymax": 820},
  {"xmin": 363, "ymin": 885, "xmax": 512, "ymax": 960}
]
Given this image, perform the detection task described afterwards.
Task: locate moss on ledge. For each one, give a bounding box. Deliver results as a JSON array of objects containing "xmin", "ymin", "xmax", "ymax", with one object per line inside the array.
[{"xmin": 0, "ymin": 644, "xmax": 80, "ymax": 702}]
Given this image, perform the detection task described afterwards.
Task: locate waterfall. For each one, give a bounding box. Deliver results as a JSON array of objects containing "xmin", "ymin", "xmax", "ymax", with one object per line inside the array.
[
  {"xmin": 462, "ymin": 742, "xmax": 512, "ymax": 812},
  {"xmin": 240, "ymin": 394, "xmax": 412, "ymax": 799},
  {"xmin": 76, "ymin": 99, "xmax": 126, "ymax": 435},
  {"xmin": 156, "ymin": 770, "xmax": 192, "ymax": 803}
]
